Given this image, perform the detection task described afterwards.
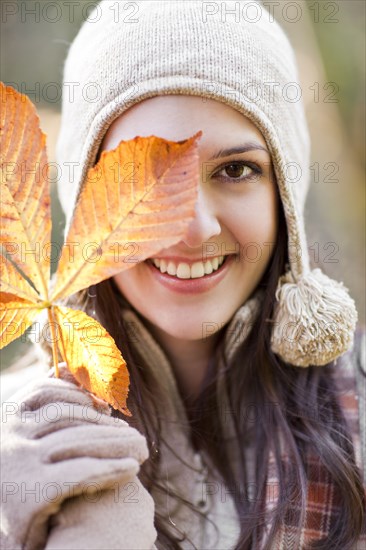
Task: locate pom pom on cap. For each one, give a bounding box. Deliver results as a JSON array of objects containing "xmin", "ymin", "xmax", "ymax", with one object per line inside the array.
[{"xmin": 270, "ymin": 268, "xmax": 358, "ymax": 367}]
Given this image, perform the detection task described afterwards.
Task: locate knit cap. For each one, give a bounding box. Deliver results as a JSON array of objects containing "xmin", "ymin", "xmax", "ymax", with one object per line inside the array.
[{"xmin": 56, "ymin": 0, "xmax": 357, "ymax": 367}]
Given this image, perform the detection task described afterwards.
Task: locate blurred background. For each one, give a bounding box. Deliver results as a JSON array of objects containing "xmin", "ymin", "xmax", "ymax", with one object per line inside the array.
[{"xmin": 1, "ymin": 0, "xmax": 365, "ymax": 371}]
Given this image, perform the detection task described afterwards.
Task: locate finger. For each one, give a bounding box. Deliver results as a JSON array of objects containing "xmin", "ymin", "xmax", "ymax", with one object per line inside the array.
[
  {"xmin": 50, "ymin": 456, "xmax": 141, "ymax": 496},
  {"xmin": 22, "ymin": 402, "xmax": 129, "ymax": 439},
  {"xmin": 10, "ymin": 377, "xmax": 105, "ymax": 414},
  {"xmin": 42, "ymin": 425, "xmax": 148, "ymax": 464}
]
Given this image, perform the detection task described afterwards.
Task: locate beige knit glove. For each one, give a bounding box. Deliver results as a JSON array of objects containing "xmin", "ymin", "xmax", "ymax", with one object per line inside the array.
[{"xmin": 1, "ymin": 365, "xmax": 157, "ymax": 550}]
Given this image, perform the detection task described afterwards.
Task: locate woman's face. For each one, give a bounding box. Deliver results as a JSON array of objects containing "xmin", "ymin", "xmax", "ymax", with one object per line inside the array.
[{"xmin": 100, "ymin": 95, "xmax": 278, "ymax": 341}]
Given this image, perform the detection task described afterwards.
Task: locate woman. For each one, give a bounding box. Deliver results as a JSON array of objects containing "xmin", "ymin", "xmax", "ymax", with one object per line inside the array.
[{"xmin": 1, "ymin": 1, "xmax": 365, "ymax": 549}]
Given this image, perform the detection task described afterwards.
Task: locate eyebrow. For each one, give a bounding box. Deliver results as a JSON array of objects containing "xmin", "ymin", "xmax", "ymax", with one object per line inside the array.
[{"xmin": 208, "ymin": 143, "xmax": 269, "ymax": 161}]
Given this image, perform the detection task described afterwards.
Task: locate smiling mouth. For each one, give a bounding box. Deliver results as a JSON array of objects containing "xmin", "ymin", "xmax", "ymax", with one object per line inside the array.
[{"xmin": 147, "ymin": 255, "xmax": 229, "ymax": 279}]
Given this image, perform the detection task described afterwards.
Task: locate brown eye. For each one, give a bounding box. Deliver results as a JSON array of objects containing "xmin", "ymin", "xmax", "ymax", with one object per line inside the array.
[
  {"xmin": 224, "ymin": 163, "xmax": 251, "ymax": 178},
  {"xmin": 214, "ymin": 161, "xmax": 261, "ymax": 183}
]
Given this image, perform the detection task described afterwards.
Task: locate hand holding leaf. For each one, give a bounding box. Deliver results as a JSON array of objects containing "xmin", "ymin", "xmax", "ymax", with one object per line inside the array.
[{"xmin": 0, "ymin": 82, "xmax": 201, "ymax": 415}]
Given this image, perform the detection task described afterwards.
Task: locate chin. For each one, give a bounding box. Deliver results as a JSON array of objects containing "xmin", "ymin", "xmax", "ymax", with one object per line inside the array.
[
  {"xmin": 140, "ymin": 305, "xmax": 233, "ymax": 342},
  {"xmin": 153, "ymin": 321, "xmax": 220, "ymax": 342}
]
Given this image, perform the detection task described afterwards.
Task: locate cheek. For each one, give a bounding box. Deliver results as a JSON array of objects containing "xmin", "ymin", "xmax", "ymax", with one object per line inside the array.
[
  {"xmin": 113, "ymin": 265, "xmax": 146, "ymax": 306},
  {"xmin": 222, "ymin": 188, "xmax": 278, "ymax": 257}
]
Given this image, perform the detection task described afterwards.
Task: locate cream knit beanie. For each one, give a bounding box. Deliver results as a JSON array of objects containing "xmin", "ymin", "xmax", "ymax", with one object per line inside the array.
[{"xmin": 56, "ymin": 0, "xmax": 357, "ymax": 367}]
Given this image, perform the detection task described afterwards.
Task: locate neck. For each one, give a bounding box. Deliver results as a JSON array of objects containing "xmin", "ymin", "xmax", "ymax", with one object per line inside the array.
[{"xmin": 141, "ymin": 319, "xmax": 221, "ymax": 405}]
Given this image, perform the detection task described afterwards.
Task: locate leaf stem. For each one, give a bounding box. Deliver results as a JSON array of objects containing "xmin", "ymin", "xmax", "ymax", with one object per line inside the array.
[{"xmin": 47, "ymin": 306, "xmax": 59, "ymax": 378}]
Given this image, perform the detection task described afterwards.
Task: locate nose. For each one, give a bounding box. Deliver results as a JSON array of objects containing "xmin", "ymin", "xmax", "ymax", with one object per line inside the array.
[{"xmin": 181, "ymin": 186, "xmax": 221, "ymax": 248}]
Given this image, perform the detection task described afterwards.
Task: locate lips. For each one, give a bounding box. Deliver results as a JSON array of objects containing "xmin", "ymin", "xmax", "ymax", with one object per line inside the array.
[
  {"xmin": 145, "ymin": 254, "xmax": 235, "ymax": 294},
  {"xmin": 149, "ymin": 255, "xmax": 226, "ymax": 279}
]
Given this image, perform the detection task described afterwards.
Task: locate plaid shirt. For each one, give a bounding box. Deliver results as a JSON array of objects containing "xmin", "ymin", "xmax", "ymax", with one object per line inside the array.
[{"xmin": 262, "ymin": 328, "xmax": 366, "ymax": 549}]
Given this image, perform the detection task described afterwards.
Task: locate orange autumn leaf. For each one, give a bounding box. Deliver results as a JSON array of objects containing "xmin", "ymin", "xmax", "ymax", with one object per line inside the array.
[
  {"xmin": 53, "ymin": 306, "xmax": 130, "ymax": 415},
  {"xmin": 51, "ymin": 132, "xmax": 201, "ymax": 301},
  {"xmin": 0, "ymin": 255, "xmax": 40, "ymax": 303},
  {"xmin": 0, "ymin": 82, "xmax": 201, "ymax": 416},
  {"xmin": 0, "ymin": 294, "xmax": 41, "ymax": 347},
  {"xmin": 0, "ymin": 82, "xmax": 51, "ymax": 299},
  {"xmin": 0, "ymin": 82, "xmax": 131, "ymax": 414}
]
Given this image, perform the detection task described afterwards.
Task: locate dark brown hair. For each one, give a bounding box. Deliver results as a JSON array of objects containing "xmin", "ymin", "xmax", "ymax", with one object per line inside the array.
[{"xmin": 69, "ymin": 200, "xmax": 365, "ymax": 549}]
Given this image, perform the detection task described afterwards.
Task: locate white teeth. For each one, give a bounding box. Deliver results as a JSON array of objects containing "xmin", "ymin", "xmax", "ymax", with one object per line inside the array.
[
  {"xmin": 160, "ymin": 259, "xmax": 167, "ymax": 273},
  {"xmin": 151, "ymin": 256, "xmax": 226, "ymax": 279},
  {"xmin": 191, "ymin": 262, "xmax": 205, "ymax": 279},
  {"xmin": 204, "ymin": 261, "xmax": 213, "ymax": 275},
  {"xmin": 167, "ymin": 261, "xmax": 177, "ymax": 276},
  {"xmin": 176, "ymin": 263, "xmax": 191, "ymax": 279}
]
